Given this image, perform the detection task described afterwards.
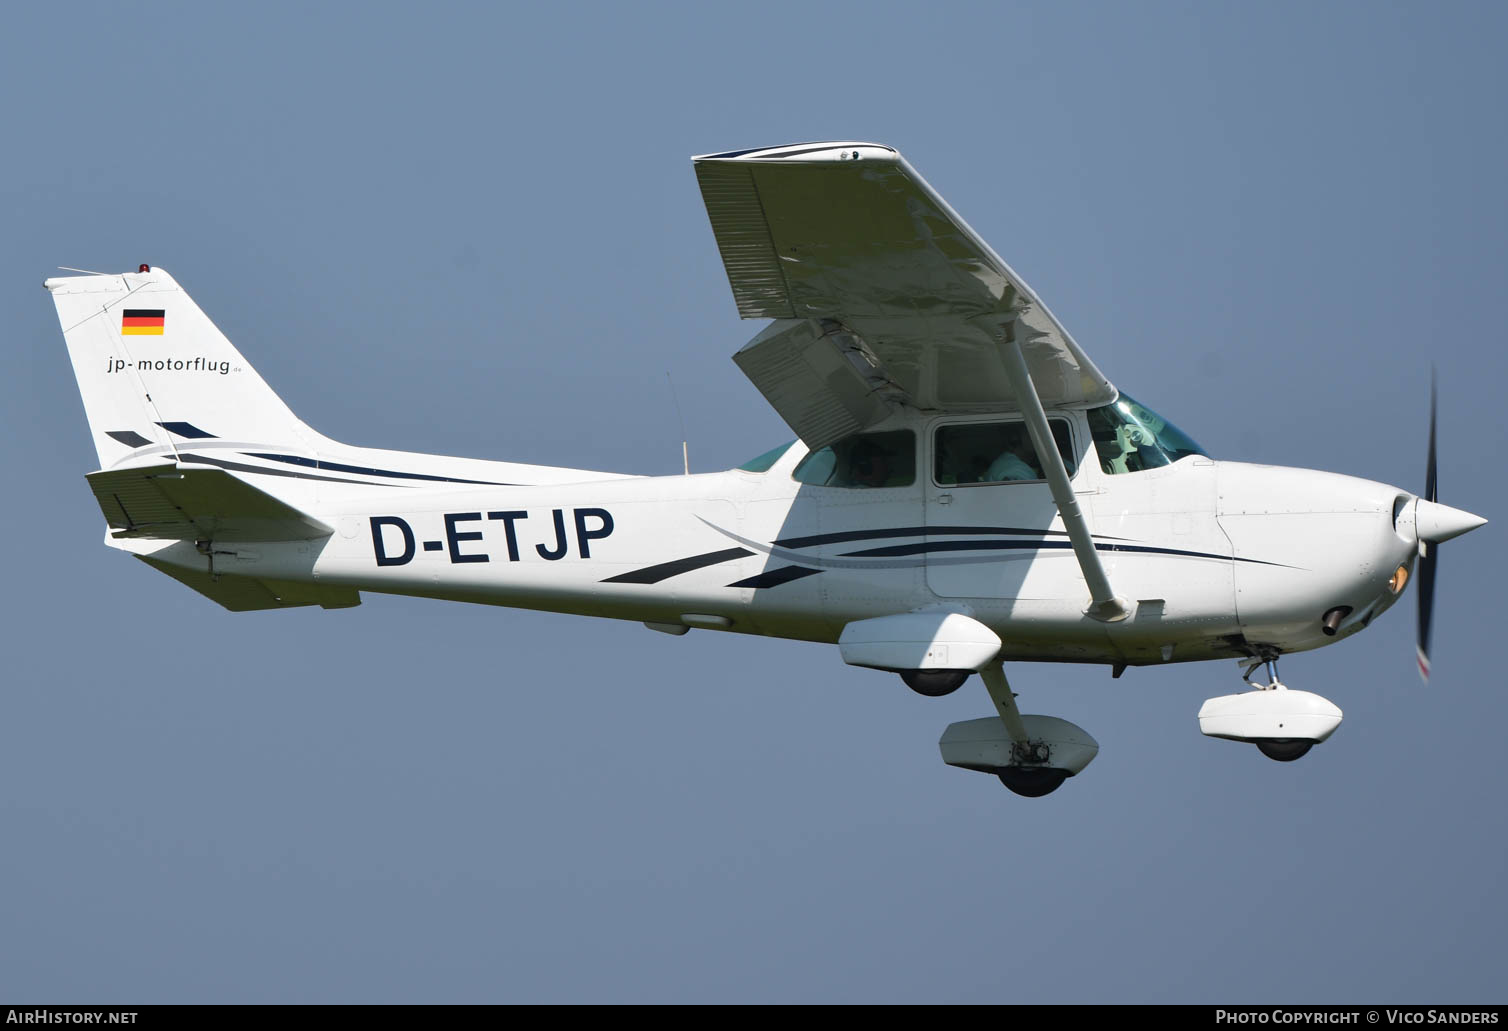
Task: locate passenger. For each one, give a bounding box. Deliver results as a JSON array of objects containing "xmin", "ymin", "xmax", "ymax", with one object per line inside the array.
[
  {"xmin": 985, "ymin": 431, "xmax": 1043, "ymax": 482},
  {"xmin": 848, "ymin": 442, "xmax": 894, "ymax": 487}
]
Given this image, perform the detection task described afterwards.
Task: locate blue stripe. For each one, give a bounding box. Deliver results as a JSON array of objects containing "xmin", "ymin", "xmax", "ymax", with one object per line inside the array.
[
  {"xmin": 601, "ymin": 548, "xmax": 754, "ymax": 585},
  {"xmin": 176, "ymin": 452, "xmax": 405, "ymax": 487},
  {"xmin": 773, "ymin": 525, "xmax": 1103, "ymax": 548},
  {"xmin": 841, "ymin": 538, "xmax": 1279, "ymax": 565},
  {"xmin": 728, "ymin": 565, "xmax": 822, "ymax": 589},
  {"xmin": 106, "ymin": 430, "xmax": 153, "ymax": 448},
  {"xmin": 156, "ymin": 421, "xmax": 215, "ymax": 439},
  {"xmin": 245, "ymin": 452, "xmax": 514, "ymax": 486}
]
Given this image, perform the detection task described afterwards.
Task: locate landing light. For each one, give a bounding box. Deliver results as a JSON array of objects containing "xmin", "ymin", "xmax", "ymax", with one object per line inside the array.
[{"xmin": 1389, "ymin": 565, "xmax": 1409, "ymax": 595}]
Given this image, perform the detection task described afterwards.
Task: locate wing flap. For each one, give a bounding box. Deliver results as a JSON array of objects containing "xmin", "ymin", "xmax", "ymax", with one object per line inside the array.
[
  {"xmin": 87, "ymin": 464, "xmax": 332, "ymax": 541},
  {"xmin": 733, "ymin": 319, "xmax": 906, "ymax": 452}
]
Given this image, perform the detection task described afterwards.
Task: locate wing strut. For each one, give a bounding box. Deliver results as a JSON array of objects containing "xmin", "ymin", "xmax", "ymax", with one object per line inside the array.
[{"xmin": 990, "ymin": 325, "xmax": 1129, "ymax": 622}]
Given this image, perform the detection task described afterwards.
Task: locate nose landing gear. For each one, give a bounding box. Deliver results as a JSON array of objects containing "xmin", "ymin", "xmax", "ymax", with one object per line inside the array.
[
  {"xmin": 1255, "ymin": 740, "xmax": 1313, "ymax": 762},
  {"xmin": 1198, "ymin": 655, "xmax": 1343, "ymax": 762}
]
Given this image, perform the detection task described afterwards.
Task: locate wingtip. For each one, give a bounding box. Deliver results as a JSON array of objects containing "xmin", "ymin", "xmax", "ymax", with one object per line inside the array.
[{"xmin": 693, "ymin": 142, "xmax": 897, "ymax": 164}]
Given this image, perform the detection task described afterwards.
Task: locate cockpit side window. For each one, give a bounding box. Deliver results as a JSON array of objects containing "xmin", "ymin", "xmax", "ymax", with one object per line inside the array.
[
  {"xmin": 934, "ymin": 419, "xmax": 1076, "ymax": 486},
  {"xmin": 1086, "ymin": 393, "xmax": 1208, "ymax": 474},
  {"xmin": 792, "ymin": 429, "xmax": 916, "ymax": 488}
]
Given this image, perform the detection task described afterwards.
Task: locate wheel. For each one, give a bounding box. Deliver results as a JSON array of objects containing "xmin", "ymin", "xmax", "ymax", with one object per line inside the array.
[
  {"xmin": 996, "ymin": 767, "xmax": 1069, "ymax": 797},
  {"xmin": 1256, "ymin": 739, "xmax": 1314, "ymax": 762},
  {"xmin": 900, "ymin": 669, "xmax": 970, "ymax": 697}
]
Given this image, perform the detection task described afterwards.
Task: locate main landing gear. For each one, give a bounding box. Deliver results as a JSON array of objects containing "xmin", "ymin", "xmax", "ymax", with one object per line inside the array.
[
  {"xmin": 937, "ymin": 664, "xmax": 1099, "ymax": 797},
  {"xmin": 1197, "ymin": 655, "xmax": 1344, "ymax": 762},
  {"xmin": 900, "ymin": 668, "xmax": 971, "ymax": 697}
]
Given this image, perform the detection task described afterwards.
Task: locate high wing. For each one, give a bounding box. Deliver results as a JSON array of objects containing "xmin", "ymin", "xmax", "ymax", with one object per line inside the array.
[
  {"xmin": 695, "ymin": 141, "xmax": 1129, "ymax": 621},
  {"xmin": 693, "ymin": 141, "xmax": 1115, "ymax": 451}
]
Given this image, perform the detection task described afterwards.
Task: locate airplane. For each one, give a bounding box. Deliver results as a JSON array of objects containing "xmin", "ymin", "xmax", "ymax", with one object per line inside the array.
[{"xmin": 46, "ymin": 141, "xmax": 1487, "ymax": 797}]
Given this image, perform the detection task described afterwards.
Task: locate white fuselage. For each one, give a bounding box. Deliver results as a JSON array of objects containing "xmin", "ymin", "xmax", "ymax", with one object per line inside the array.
[{"xmin": 134, "ymin": 407, "xmax": 1419, "ymax": 669}]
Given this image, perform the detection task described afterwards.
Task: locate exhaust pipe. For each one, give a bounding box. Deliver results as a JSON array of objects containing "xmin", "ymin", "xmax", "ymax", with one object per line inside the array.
[{"xmin": 1321, "ymin": 606, "xmax": 1353, "ymax": 636}]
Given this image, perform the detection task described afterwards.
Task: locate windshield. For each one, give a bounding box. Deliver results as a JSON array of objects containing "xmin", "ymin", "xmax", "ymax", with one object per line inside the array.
[{"xmin": 1086, "ymin": 393, "xmax": 1207, "ymax": 474}]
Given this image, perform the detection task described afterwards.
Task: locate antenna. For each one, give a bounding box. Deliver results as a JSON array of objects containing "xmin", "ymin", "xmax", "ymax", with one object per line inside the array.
[
  {"xmin": 666, "ymin": 371, "xmax": 690, "ymax": 475},
  {"xmin": 56, "ymin": 266, "xmax": 113, "ymax": 276}
]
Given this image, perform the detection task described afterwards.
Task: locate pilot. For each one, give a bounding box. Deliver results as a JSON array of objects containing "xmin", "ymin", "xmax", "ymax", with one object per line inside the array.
[{"xmin": 985, "ymin": 430, "xmax": 1043, "ymax": 482}]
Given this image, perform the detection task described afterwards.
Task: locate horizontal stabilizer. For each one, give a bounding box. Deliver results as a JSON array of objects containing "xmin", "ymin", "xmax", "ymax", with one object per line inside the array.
[
  {"xmin": 138, "ymin": 556, "xmax": 359, "ymax": 612},
  {"xmin": 86, "ymin": 463, "xmax": 332, "ymax": 541}
]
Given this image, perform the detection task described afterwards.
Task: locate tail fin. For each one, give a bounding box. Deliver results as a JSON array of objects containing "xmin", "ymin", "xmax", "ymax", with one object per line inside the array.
[{"xmin": 46, "ymin": 267, "xmax": 315, "ymax": 466}]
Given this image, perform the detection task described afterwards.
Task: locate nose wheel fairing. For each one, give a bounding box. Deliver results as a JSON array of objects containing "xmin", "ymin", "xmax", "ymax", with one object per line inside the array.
[{"xmin": 1198, "ymin": 656, "xmax": 1343, "ymax": 763}]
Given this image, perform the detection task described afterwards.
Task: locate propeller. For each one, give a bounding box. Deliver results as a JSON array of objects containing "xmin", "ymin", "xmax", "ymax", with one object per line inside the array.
[
  {"xmin": 1412, "ymin": 372, "xmax": 1487, "ymax": 682},
  {"xmin": 1416, "ymin": 374, "xmax": 1437, "ymax": 682}
]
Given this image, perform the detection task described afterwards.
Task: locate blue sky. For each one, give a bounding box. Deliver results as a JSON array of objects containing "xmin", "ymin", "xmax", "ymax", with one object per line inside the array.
[{"xmin": 3, "ymin": 0, "xmax": 1504, "ymax": 1003}]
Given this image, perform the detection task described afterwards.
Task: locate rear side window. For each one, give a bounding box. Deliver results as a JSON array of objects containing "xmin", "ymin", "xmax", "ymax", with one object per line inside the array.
[
  {"xmin": 792, "ymin": 430, "xmax": 916, "ymax": 488},
  {"xmin": 736, "ymin": 441, "xmax": 794, "ymax": 472},
  {"xmin": 934, "ymin": 420, "xmax": 1076, "ymax": 486}
]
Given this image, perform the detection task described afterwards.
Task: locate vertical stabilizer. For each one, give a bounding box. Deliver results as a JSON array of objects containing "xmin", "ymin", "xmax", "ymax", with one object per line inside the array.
[{"xmin": 46, "ymin": 267, "xmax": 315, "ymax": 467}]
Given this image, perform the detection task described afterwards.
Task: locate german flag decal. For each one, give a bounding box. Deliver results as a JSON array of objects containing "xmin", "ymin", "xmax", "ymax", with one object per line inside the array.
[{"xmin": 121, "ymin": 309, "xmax": 165, "ymax": 335}]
